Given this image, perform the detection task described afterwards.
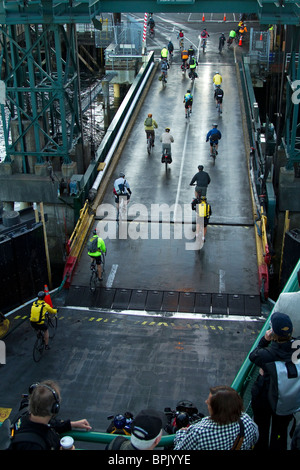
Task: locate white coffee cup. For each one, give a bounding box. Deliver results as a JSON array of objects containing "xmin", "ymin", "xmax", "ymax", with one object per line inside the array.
[{"xmin": 60, "ymin": 436, "xmax": 74, "ymax": 450}]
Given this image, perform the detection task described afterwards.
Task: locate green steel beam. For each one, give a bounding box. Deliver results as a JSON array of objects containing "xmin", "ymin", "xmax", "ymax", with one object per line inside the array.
[
  {"xmin": 0, "ymin": 23, "xmax": 83, "ymax": 167},
  {"xmin": 0, "ymin": 0, "xmax": 299, "ymax": 25}
]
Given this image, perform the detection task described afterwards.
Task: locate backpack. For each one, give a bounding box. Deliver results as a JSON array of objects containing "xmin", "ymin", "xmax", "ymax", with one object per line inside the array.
[
  {"xmin": 0, "ymin": 418, "xmax": 48, "ymax": 450},
  {"xmin": 182, "ymin": 50, "xmax": 188, "ymax": 59},
  {"xmin": 201, "ymin": 31, "xmax": 206, "ymax": 38},
  {"xmin": 210, "ymin": 131, "xmax": 219, "ymax": 141},
  {"xmin": 87, "ymin": 236, "xmax": 98, "ymax": 253},
  {"xmin": 265, "ymin": 361, "xmax": 300, "ymax": 415},
  {"xmin": 145, "ymin": 117, "xmax": 152, "ymax": 127}
]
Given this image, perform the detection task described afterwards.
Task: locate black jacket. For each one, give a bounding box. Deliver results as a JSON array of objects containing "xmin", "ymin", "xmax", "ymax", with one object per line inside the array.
[{"xmin": 10, "ymin": 415, "xmax": 72, "ymax": 450}]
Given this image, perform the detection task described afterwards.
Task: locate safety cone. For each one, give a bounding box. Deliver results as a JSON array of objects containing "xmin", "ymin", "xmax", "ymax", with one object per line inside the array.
[
  {"xmin": 260, "ymin": 32, "xmax": 263, "ymax": 40},
  {"xmin": 223, "ymin": 13, "xmax": 226, "ymax": 22},
  {"xmin": 44, "ymin": 284, "xmax": 53, "ymax": 307},
  {"xmin": 202, "ymin": 13, "xmax": 205, "ymax": 22},
  {"xmin": 239, "ymin": 36, "xmax": 242, "ymax": 46}
]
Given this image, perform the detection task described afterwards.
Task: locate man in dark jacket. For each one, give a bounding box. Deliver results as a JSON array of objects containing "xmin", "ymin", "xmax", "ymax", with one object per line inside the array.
[
  {"xmin": 249, "ymin": 311, "xmax": 297, "ymax": 450},
  {"xmin": 189, "ymin": 165, "xmax": 211, "ymax": 198}
]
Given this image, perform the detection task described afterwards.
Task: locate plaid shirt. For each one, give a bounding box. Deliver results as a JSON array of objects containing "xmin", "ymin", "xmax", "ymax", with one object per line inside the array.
[{"xmin": 173, "ymin": 413, "xmax": 258, "ymax": 450}]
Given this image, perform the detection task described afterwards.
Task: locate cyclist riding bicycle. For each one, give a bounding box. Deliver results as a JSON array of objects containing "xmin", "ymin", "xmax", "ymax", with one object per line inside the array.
[
  {"xmin": 30, "ymin": 291, "xmax": 58, "ymax": 350},
  {"xmin": 177, "ymin": 29, "xmax": 184, "ymax": 48},
  {"xmin": 219, "ymin": 33, "xmax": 226, "ymax": 52},
  {"xmin": 206, "ymin": 123, "xmax": 222, "ymax": 156},
  {"xmin": 200, "ymin": 28, "xmax": 209, "ymax": 47},
  {"xmin": 161, "ymin": 47, "xmax": 168, "ymax": 61},
  {"xmin": 181, "ymin": 48, "xmax": 189, "ymax": 70},
  {"xmin": 168, "ymin": 40, "xmax": 174, "ymax": 58},
  {"xmin": 160, "ymin": 127, "xmax": 174, "ymax": 163},
  {"xmin": 113, "ymin": 172, "xmax": 132, "ymax": 221},
  {"xmin": 213, "ymin": 71, "xmax": 222, "ymax": 90},
  {"xmin": 191, "ymin": 195, "xmax": 212, "ymax": 243},
  {"xmin": 144, "ymin": 113, "xmax": 158, "ymax": 145},
  {"xmin": 87, "ymin": 229, "xmax": 107, "ymax": 280},
  {"xmin": 227, "ymin": 30, "xmax": 237, "ymax": 46},
  {"xmin": 148, "ymin": 16, "xmax": 155, "ymax": 33},
  {"xmin": 214, "ymin": 86, "xmax": 224, "ymax": 113},
  {"xmin": 188, "ymin": 56, "xmax": 198, "ymax": 79},
  {"xmin": 183, "ymin": 89, "xmax": 193, "ymax": 117},
  {"xmin": 160, "ymin": 59, "xmax": 168, "ymax": 82}
]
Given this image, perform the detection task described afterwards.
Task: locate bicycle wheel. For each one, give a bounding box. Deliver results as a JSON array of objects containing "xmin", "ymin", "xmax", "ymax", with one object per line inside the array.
[
  {"xmin": 33, "ymin": 335, "xmax": 44, "ymax": 362},
  {"xmin": 48, "ymin": 315, "xmax": 57, "ymax": 339},
  {"xmin": 101, "ymin": 252, "xmax": 106, "ymax": 274},
  {"xmin": 90, "ymin": 269, "xmax": 98, "ymax": 293},
  {"xmin": 147, "ymin": 137, "xmax": 151, "ymax": 155}
]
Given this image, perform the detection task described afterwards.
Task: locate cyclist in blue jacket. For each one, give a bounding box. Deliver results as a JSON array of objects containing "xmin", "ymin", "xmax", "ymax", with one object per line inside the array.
[{"xmin": 206, "ymin": 123, "xmax": 222, "ymax": 156}]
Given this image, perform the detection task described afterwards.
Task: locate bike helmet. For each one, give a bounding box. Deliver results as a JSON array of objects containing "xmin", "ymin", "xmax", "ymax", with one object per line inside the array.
[
  {"xmin": 215, "ymin": 71, "xmax": 219, "ymax": 74},
  {"xmin": 113, "ymin": 414, "xmax": 126, "ymax": 429},
  {"xmin": 187, "ymin": 89, "xmax": 191, "ymax": 93},
  {"xmin": 93, "ymin": 229, "xmax": 97, "ymax": 235},
  {"xmin": 148, "ymin": 113, "xmax": 152, "ymax": 117},
  {"xmin": 37, "ymin": 291, "xmax": 45, "ymax": 299},
  {"xmin": 165, "ymin": 127, "xmax": 170, "ymax": 132},
  {"xmin": 119, "ymin": 172, "xmax": 125, "ymax": 177},
  {"xmin": 212, "ymin": 123, "xmax": 218, "ymax": 127}
]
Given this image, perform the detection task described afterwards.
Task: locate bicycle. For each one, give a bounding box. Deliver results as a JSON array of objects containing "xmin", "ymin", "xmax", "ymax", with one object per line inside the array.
[
  {"xmin": 201, "ymin": 38, "xmax": 207, "ymax": 53},
  {"xmin": 216, "ymin": 100, "xmax": 222, "ymax": 114},
  {"xmin": 186, "ymin": 104, "xmax": 192, "ymax": 119},
  {"xmin": 210, "ymin": 142, "xmax": 217, "ymax": 164},
  {"xmin": 179, "ymin": 38, "xmax": 184, "ymax": 51},
  {"xmin": 146, "ymin": 132, "xmax": 154, "ymax": 155},
  {"xmin": 181, "ymin": 62, "xmax": 189, "ymax": 76},
  {"xmin": 32, "ymin": 313, "xmax": 57, "ymax": 362},
  {"xmin": 89, "ymin": 255, "xmax": 105, "ymax": 293},
  {"xmin": 161, "ymin": 145, "xmax": 172, "ymax": 171},
  {"xmin": 149, "ymin": 27, "xmax": 155, "ymax": 39},
  {"xmin": 161, "ymin": 71, "xmax": 167, "ymax": 88}
]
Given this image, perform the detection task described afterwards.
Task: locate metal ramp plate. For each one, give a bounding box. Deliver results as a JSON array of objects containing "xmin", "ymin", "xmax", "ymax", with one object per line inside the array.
[{"xmin": 64, "ymin": 287, "xmax": 262, "ymax": 316}]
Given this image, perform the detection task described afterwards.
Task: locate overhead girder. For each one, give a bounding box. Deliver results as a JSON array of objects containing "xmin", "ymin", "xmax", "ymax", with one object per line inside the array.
[{"xmin": 0, "ymin": 0, "xmax": 299, "ymax": 25}]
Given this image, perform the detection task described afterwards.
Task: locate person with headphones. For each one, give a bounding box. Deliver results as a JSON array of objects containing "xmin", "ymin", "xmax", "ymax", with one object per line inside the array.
[
  {"xmin": 9, "ymin": 380, "xmax": 91, "ymax": 450},
  {"xmin": 30, "ymin": 291, "xmax": 58, "ymax": 350}
]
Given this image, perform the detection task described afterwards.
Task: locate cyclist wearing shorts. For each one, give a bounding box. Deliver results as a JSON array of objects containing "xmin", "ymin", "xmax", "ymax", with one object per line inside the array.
[
  {"xmin": 213, "ymin": 71, "xmax": 222, "ymax": 90},
  {"xmin": 206, "ymin": 123, "xmax": 222, "ymax": 156},
  {"xmin": 144, "ymin": 113, "xmax": 158, "ymax": 145},
  {"xmin": 87, "ymin": 229, "xmax": 107, "ymax": 280},
  {"xmin": 30, "ymin": 291, "xmax": 58, "ymax": 349},
  {"xmin": 183, "ymin": 89, "xmax": 193, "ymax": 117},
  {"xmin": 214, "ymin": 86, "xmax": 224, "ymax": 113}
]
